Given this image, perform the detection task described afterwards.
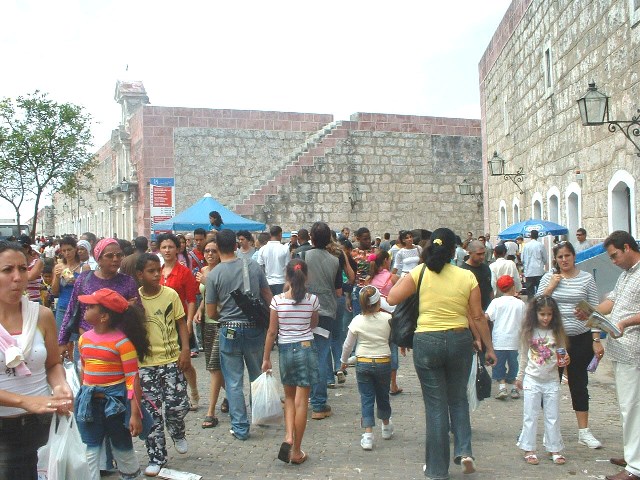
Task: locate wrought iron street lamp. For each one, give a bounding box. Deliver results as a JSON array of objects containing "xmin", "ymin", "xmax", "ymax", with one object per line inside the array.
[
  {"xmin": 458, "ymin": 179, "xmax": 483, "ymax": 208},
  {"xmin": 577, "ymin": 82, "xmax": 640, "ymax": 156},
  {"xmin": 96, "ymin": 189, "xmax": 106, "ymax": 201},
  {"xmin": 487, "ymin": 151, "xmax": 524, "ymax": 194}
]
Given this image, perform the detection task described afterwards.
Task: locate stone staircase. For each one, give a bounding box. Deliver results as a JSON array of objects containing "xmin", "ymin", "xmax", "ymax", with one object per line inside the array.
[{"xmin": 235, "ymin": 121, "xmax": 351, "ymax": 216}]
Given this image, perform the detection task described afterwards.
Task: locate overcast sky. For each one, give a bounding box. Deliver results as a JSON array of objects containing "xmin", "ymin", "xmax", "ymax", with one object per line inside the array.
[{"xmin": 0, "ymin": 0, "xmax": 511, "ymax": 221}]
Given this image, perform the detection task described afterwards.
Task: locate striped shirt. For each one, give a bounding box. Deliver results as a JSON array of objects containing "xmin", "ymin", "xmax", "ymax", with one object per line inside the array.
[
  {"xmin": 270, "ymin": 293, "xmax": 319, "ymax": 344},
  {"xmin": 78, "ymin": 329, "xmax": 139, "ymax": 397},
  {"xmin": 537, "ymin": 270, "xmax": 599, "ymax": 336},
  {"xmin": 606, "ymin": 261, "xmax": 640, "ymax": 365}
]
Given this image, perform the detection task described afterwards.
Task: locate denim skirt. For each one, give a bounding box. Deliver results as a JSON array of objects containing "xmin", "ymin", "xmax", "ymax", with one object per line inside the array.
[{"xmin": 278, "ymin": 340, "xmax": 319, "ymax": 387}]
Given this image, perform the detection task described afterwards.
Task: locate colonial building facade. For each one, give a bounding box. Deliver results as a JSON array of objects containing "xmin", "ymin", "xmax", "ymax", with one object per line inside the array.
[
  {"xmin": 55, "ymin": 81, "xmax": 485, "ymax": 238},
  {"xmin": 480, "ymin": 0, "xmax": 640, "ymax": 243}
]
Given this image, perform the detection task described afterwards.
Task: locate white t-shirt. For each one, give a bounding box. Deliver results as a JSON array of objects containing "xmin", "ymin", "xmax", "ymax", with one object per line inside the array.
[
  {"xmin": 257, "ymin": 241, "xmax": 290, "ymax": 285},
  {"xmin": 485, "ymin": 295, "xmax": 526, "ymax": 350}
]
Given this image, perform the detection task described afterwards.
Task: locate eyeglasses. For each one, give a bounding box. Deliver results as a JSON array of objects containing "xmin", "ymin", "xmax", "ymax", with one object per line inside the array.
[
  {"xmin": 102, "ymin": 252, "xmax": 124, "ymax": 259},
  {"xmin": 204, "ymin": 249, "xmax": 218, "ymax": 254}
]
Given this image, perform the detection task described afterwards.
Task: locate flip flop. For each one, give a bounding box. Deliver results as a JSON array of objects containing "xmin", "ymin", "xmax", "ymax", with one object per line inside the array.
[
  {"xmin": 290, "ymin": 451, "xmax": 308, "ymax": 465},
  {"xmin": 201, "ymin": 416, "xmax": 218, "ymax": 429},
  {"xmin": 277, "ymin": 442, "xmax": 292, "ymax": 463},
  {"xmin": 389, "ymin": 388, "xmax": 403, "ymax": 396}
]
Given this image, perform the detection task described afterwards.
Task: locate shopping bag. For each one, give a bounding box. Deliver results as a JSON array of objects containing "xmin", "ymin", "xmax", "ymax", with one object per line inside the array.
[
  {"xmin": 250, "ymin": 371, "xmax": 283, "ymax": 425},
  {"xmin": 37, "ymin": 414, "xmax": 90, "ymax": 479},
  {"xmin": 63, "ymin": 358, "xmax": 80, "ymax": 397},
  {"xmin": 467, "ymin": 352, "xmax": 479, "ymax": 411}
]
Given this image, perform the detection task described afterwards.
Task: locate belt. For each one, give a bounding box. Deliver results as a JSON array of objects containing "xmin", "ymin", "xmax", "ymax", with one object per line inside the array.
[
  {"xmin": 357, "ymin": 357, "xmax": 391, "ymax": 363},
  {"xmin": 0, "ymin": 414, "xmax": 42, "ymax": 429},
  {"xmin": 93, "ymin": 392, "xmax": 106, "ymax": 399},
  {"xmin": 446, "ymin": 327, "xmax": 468, "ymax": 333},
  {"xmin": 223, "ymin": 321, "xmax": 257, "ymax": 329}
]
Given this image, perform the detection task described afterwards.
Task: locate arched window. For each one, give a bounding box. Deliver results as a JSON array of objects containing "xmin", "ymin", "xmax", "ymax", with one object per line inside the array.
[
  {"xmin": 499, "ymin": 200, "xmax": 508, "ymax": 231},
  {"xmin": 513, "ymin": 198, "xmax": 520, "ymax": 224},
  {"xmin": 531, "ymin": 192, "xmax": 544, "ymax": 220},
  {"xmin": 547, "ymin": 187, "xmax": 560, "ymax": 224},
  {"xmin": 608, "ymin": 170, "xmax": 636, "ymax": 236},
  {"xmin": 565, "ymin": 182, "xmax": 582, "ymax": 243}
]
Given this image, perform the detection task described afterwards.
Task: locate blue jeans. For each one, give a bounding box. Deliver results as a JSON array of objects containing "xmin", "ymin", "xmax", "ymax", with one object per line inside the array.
[
  {"xmin": 351, "ymin": 286, "xmax": 363, "ymax": 316},
  {"xmin": 356, "ymin": 361, "xmax": 392, "ymax": 427},
  {"xmin": 492, "ymin": 350, "xmax": 519, "ymax": 382},
  {"xmin": 219, "ymin": 325, "xmax": 265, "ymax": 439},
  {"xmin": 310, "ymin": 327, "xmax": 332, "ymax": 412},
  {"xmin": 328, "ymin": 295, "xmax": 349, "ymax": 382},
  {"xmin": 413, "ymin": 330, "xmax": 474, "ymax": 480}
]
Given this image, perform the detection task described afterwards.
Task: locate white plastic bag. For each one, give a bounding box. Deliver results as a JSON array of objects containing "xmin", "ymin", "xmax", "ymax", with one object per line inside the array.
[
  {"xmin": 63, "ymin": 359, "xmax": 80, "ymax": 397},
  {"xmin": 250, "ymin": 371, "xmax": 284, "ymax": 425},
  {"xmin": 37, "ymin": 414, "xmax": 90, "ymax": 479},
  {"xmin": 467, "ymin": 352, "xmax": 479, "ymax": 412}
]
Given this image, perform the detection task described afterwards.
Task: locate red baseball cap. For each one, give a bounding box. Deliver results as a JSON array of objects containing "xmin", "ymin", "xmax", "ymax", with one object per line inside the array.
[
  {"xmin": 496, "ymin": 275, "xmax": 515, "ymax": 292},
  {"xmin": 78, "ymin": 288, "xmax": 129, "ymax": 313}
]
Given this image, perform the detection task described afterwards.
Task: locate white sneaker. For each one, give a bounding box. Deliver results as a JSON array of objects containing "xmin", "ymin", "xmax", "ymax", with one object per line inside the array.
[
  {"xmin": 495, "ymin": 388, "xmax": 508, "ymax": 400},
  {"xmin": 144, "ymin": 463, "xmax": 163, "ymax": 477},
  {"xmin": 578, "ymin": 428, "xmax": 602, "ymax": 449},
  {"xmin": 361, "ymin": 432, "xmax": 373, "ymax": 450},
  {"xmin": 336, "ymin": 370, "xmax": 346, "ymax": 384},
  {"xmin": 173, "ymin": 437, "xmax": 188, "ymax": 454},
  {"xmin": 381, "ymin": 420, "xmax": 394, "ymax": 439}
]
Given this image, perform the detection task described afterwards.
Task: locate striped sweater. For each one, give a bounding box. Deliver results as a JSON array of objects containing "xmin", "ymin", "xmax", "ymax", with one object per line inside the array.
[{"xmin": 78, "ymin": 329, "xmax": 139, "ymax": 398}]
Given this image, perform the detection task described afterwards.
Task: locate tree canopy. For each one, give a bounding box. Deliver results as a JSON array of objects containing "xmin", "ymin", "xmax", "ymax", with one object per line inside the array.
[{"xmin": 0, "ymin": 91, "xmax": 95, "ymax": 239}]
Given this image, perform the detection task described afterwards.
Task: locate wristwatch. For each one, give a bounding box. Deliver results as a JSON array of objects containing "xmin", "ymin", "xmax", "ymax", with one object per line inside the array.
[{"xmin": 593, "ymin": 338, "xmax": 601, "ymax": 342}]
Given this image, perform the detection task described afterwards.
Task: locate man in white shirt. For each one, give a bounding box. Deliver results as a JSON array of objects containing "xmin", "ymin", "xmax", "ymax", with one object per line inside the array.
[
  {"xmin": 575, "ymin": 228, "xmax": 591, "ymax": 253},
  {"xmin": 490, "ymin": 244, "xmax": 522, "ymax": 296},
  {"xmin": 521, "ymin": 230, "xmax": 547, "ymax": 297},
  {"xmin": 257, "ymin": 225, "xmax": 291, "ymax": 295}
]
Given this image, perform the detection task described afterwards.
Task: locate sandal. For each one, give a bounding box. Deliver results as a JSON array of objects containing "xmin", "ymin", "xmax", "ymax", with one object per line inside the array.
[
  {"xmin": 551, "ymin": 454, "xmax": 566, "ymax": 465},
  {"xmin": 389, "ymin": 388, "xmax": 403, "ymax": 396},
  {"xmin": 220, "ymin": 398, "xmax": 229, "ymax": 413},
  {"xmin": 277, "ymin": 442, "xmax": 292, "ymax": 463},
  {"xmin": 524, "ymin": 454, "xmax": 539, "ymax": 465},
  {"xmin": 201, "ymin": 416, "xmax": 218, "ymax": 428}
]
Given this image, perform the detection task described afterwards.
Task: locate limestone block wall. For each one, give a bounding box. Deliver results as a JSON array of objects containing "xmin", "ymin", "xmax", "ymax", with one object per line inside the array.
[{"xmin": 480, "ymin": 0, "xmax": 640, "ymax": 240}]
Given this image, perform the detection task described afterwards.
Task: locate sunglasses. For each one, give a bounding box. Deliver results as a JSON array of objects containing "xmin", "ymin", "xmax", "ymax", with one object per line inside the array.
[
  {"xmin": 204, "ymin": 248, "xmax": 218, "ymax": 254},
  {"xmin": 102, "ymin": 252, "xmax": 124, "ymax": 259}
]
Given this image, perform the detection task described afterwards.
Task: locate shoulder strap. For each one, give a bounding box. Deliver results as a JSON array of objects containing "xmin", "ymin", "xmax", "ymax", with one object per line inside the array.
[
  {"xmin": 188, "ymin": 250, "xmax": 204, "ymax": 270},
  {"xmin": 416, "ymin": 264, "xmax": 427, "ymax": 300},
  {"xmin": 241, "ymin": 258, "xmax": 251, "ymax": 293}
]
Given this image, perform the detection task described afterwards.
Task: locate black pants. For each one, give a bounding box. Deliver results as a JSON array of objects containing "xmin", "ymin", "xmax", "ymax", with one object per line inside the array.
[
  {"xmin": 525, "ymin": 276, "xmax": 542, "ymax": 298},
  {"xmin": 0, "ymin": 414, "xmax": 51, "ymax": 480},
  {"xmin": 559, "ymin": 331, "xmax": 593, "ymax": 412}
]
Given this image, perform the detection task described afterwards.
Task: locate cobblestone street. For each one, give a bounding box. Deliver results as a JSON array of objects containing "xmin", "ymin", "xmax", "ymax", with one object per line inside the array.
[{"xmin": 132, "ymin": 350, "xmax": 624, "ymax": 479}]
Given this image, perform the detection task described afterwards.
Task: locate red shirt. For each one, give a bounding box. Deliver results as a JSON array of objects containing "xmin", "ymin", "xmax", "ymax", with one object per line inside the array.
[{"xmin": 161, "ymin": 262, "xmax": 198, "ymax": 315}]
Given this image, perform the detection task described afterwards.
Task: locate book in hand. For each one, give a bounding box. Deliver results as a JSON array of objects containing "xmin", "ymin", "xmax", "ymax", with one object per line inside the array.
[{"xmin": 576, "ymin": 300, "xmax": 623, "ymax": 338}]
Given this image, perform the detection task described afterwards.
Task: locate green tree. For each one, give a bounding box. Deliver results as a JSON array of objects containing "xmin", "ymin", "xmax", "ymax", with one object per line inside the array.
[{"xmin": 0, "ymin": 91, "xmax": 95, "ymax": 240}]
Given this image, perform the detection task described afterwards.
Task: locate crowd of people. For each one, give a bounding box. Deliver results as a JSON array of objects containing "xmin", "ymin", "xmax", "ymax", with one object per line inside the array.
[{"xmin": 0, "ymin": 221, "xmax": 638, "ymax": 480}]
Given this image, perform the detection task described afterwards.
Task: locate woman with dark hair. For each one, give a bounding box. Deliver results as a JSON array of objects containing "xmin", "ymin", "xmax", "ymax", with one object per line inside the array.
[
  {"xmin": 176, "ymin": 234, "xmax": 191, "ymax": 269},
  {"xmin": 388, "ymin": 228, "xmax": 496, "ymax": 479},
  {"xmin": 537, "ymin": 241, "xmax": 602, "ymax": 448},
  {"xmin": 391, "ymin": 230, "xmax": 422, "ymax": 276},
  {"xmin": 0, "ymin": 241, "xmax": 73, "ymax": 479},
  {"xmin": 156, "ymin": 233, "xmax": 200, "ymax": 410},
  {"xmin": 51, "ymin": 236, "xmax": 90, "ymax": 331},
  {"xmin": 18, "ymin": 235, "xmax": 44, "ymax": 303}
]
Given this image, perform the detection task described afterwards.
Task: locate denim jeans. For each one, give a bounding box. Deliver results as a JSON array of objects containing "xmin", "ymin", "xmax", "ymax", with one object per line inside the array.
[
  {"xmin": 413, "ymin": 329, "xmax": 474, "ymax": 480},
  {"xmin": 328, "ymin": 295, "xmax": 349, "ymax": 383},
  {"xmin": 219, "ymin": 324, "xmax": 265, "ymax": 439},
  {"xmin": 351, "ymin": 286, "xmax": 363, "ymax": 316},
  {"xmin": 492, "ymin": 350, "xmax": 519, "ymax": 382},
  {"xmin": 356, "ymin": 361, "xmax": 392, "ymax": 427},
  {"xmin": 0, "ymin": 414, "xmax": 50, "ymax": 480},
  {"xmin": 310, "ymin": 326, "xmax": 332, "ymax": 412}
]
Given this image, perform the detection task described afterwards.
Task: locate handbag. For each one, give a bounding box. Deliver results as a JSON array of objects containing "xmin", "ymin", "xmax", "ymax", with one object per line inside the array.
[
  {"xmin": 229, "ymin": 258, "xmax": 270, "ymax": 329},
  {"xmin": 475, "ymin": 354, "xmax": 492, "ymax": 401},
  {"xmin": 65, "ymin": 272, "xmax": 93, "ymax": 336},
  {"xmin": 390, "ymin": 265, "xmax": 426, "ymax": 348}
]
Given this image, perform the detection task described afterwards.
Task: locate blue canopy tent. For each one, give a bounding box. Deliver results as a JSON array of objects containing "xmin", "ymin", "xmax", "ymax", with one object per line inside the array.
[
  {"xmin": 498, "ymin": 219, "xmax": 569, "ymax": 240},
  {"xmin": 152, "ymin": 193, "xmax": 265, "ymax": 232}
]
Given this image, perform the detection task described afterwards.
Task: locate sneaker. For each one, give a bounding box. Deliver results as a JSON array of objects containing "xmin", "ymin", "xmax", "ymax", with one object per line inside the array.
[
  {"xmin": 361, "ymin": 433, "xmax": 374, "ymax": 450},
  {"xmin": 381, "ymin": 420, "xmax": 394, "ymax": 439},
  {"xmin": 336, "ymin": 370, "xmax": 346, "ymax": 384},
  {"xmin": 495, "ymin": 388, "xmax": 508, "ymax": 400},
  {"xmin": 229, "ymin": 429, "xmax": 248, "ymax": 441},
  {"xmin": 461, "ymin": 456, "xmax": 476, "ymax": 474},
  {"xmin": 173, "ymin": 437, "xmax": 188, "ymax": 454},
  {"xmin": 347, "ymin": 355, "xmax": 357, "ymax": 366},
  {"xmin": 510, "ymin": 388, "xmax": 520, "ymax": 399},
  {"xmin": 144, "ymin": 463, "xmax": 163, "ymax": 477},
  {"xmin": 311, "ymin": 405, "xmax": 332, "ymax": 420},
  {"xmin": 578, "ymin": 428, "xmax": 602, "ymax": 449}
]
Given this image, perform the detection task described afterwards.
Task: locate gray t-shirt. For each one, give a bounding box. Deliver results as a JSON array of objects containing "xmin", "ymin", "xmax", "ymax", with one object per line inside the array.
[
  {"xmin": 305, "ymin": 248, "xmax": 340, "ymax": 319},
  {"xmin": 205, "ymin": 258, "xmax": 269, "ymax": 322}
]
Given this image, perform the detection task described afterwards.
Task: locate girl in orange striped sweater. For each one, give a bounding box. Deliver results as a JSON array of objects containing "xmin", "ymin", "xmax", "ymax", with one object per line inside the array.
[{"xmin": 74, "ymin": 288, "xmax": 150, "ymax": 480}]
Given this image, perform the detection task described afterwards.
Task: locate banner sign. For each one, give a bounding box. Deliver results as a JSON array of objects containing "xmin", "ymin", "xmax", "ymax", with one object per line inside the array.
[{"xmin": 150, "ymin": 178, "xmax": 175, "ymax": 232}]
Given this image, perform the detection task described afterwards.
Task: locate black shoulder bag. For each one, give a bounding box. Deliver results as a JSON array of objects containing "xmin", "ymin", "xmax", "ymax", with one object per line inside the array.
[
  {"xmin": 229, "ymin": 258, "xmax": 270, "ymax": 329},
  {"xmin": 390, "ymin": 264, "xmax": 426, "ymax": 348}
]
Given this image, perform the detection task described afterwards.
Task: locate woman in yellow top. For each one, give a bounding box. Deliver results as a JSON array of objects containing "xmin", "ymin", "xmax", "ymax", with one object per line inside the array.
[{"xmin": 388, "ymin": 228, "xmax": 496, "ymax": 480}]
